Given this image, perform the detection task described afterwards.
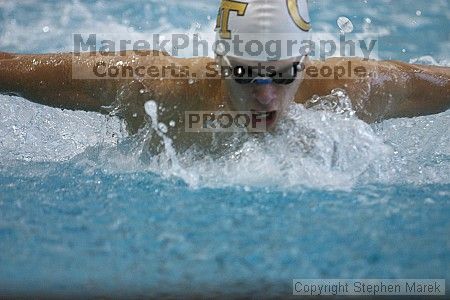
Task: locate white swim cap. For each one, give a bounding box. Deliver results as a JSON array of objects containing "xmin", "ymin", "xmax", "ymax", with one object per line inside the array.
[{"xmin": 214, "ymin": 0, "xmax": 312, "ymax": 61}]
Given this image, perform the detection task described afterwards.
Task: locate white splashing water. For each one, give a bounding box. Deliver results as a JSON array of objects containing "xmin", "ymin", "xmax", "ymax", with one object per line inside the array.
[
  {"xmin": 81, "ymin": 89, "xmax": 384, "ymax": 190},
  {"xmin": 143, "ymin": 100, "xmax": 200, "ymax": 186}
]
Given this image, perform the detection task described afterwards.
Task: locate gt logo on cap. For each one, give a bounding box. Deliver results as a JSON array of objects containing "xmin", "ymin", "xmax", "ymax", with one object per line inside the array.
[
  {"xmin": 287, "ymin": 0, "xmax": 311, "ymax": 32},
  {"xmin": 215, "ymin": 0, "xmax": 248, "ymax": 39}
]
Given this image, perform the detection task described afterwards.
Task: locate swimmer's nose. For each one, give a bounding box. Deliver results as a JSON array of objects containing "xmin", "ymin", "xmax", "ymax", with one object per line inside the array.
[{"xmin": 253, "ymin": 84, "xmax": 276, "ymax": 106}]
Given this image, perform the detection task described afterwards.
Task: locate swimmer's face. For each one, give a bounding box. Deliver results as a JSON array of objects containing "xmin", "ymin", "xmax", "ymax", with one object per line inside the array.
[{"xmin": 220, "ymin": 56, "xmax": 304, "ymax": 131}]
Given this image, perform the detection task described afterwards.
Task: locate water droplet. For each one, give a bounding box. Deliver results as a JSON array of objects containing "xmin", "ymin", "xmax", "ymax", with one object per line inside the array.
[
  {"xmin": 144, "ymin": 101, "xmax": 158, "ymax": 117},
  {"xmin": 215, "ymin": 43, "xmax": 227, "ymax": 56},
  {"xmin": 402, "ymin": 48, "xmax": 407, "ymax": 53},
  {"xmin": 416, "ymin": 10, "xmax": 422, "ymax": 16},
  {"xmin": 192, "ymin": 21, "xmax": 201, "ymax": 30},
  {"xmin": 223, "ymin": 68, "xmax": 231, "ymax": 77},
  {"xmin": 169, "ymin": 120, "xmax": 176, "ymax": 127},
  {"xmin": 158, "ymin": 123, "xmax": 168, "ymax": 133},
  {"xmin": 337, "ymin": 17, "xmax": 354, "ymax": 33}
]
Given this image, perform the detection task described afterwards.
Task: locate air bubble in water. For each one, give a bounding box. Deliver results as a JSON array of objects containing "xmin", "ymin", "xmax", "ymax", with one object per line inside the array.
[
  {"xmin": 416, "ymin": 10, "xmax": 422, "ymax": 16},
  {"xmin": 337, "ymin": 17, "xmax": 354, "ymax": 33},
  {"xmin": 42, "ymin": 26, "xmax": 50, "ymax": 33}
]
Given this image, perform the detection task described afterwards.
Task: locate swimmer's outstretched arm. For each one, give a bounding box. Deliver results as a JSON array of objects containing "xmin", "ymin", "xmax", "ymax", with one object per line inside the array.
[
  {"xmin": 0, "ymin": 51, "xmax": 221, "ymax": 132},
  {"xmin": 298, "ymin": 58, "xmax": 450, "ymax": 122},
  {"xmin": 0, "ymin": 51, "xmax": 121, "ymax": 112},
  {"xmin": 1, "ymin": 51, "xmax": 448, "ymax": 125}
]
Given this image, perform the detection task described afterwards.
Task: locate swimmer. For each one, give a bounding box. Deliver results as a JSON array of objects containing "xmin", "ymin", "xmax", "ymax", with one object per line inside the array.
[{"xmin": 0, "ymin": 0, "xmax": 449, "ymax": 148}]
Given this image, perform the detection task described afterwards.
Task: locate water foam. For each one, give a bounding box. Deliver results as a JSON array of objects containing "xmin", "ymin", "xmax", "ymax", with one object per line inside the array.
[{"xmin": 60, "ymin": 89, "xmax": 389, "ymax": 191}]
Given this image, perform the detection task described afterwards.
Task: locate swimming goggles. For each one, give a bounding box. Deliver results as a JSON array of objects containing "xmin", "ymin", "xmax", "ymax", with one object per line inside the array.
[{"xmin": 221, "ymin": 55, "xmax": 306, "ymax": 85}]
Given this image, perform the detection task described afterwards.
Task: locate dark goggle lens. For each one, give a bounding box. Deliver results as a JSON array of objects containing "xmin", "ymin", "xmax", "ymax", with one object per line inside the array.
[
  {"xmin": 234, "ymin": 77, "xmax": 254, "ymax": 84},
  {"xmin": 232, "ymin": 66, "xmax": 252, "ymax": 84},
  {"xmin": 232, "ymin": 63, "xmax": 300, "ymax": 85},
  {"xmin": 272, "ymin": 78, "xmax": 296, "ymax": 85},
  {"xmin": 273, "ymin": 62, "xmax": 300, "ymax": 85}
]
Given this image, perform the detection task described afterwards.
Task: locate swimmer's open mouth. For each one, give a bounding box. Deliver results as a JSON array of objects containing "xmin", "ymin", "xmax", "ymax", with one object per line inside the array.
[{"xmin": 251, "ymin": 110, "xmax": 277, "ymax": 127}]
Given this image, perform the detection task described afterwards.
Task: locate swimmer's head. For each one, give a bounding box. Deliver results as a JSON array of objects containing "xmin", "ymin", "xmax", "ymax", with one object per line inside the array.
[{"xmin": 214, "ymin": 0, "xmax": 311, "ymax": 130}]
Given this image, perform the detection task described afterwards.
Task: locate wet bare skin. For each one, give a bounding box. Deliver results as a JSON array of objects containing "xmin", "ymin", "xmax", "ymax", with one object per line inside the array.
[{"xmin": 0, "ymin": 51, "xmax": 449, "ymax": 148}]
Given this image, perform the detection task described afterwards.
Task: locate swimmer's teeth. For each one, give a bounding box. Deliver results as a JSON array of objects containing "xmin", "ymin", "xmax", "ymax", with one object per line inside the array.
[{"xmin": 255, "ymin": 112, "xmax": 270, "ymax": 119}]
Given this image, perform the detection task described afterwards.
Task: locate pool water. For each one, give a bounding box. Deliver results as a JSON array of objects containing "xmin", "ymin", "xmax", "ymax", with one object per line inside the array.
[{"xmin": 0, "ymin": 0, "xmax": 449, "ymax": 297}]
